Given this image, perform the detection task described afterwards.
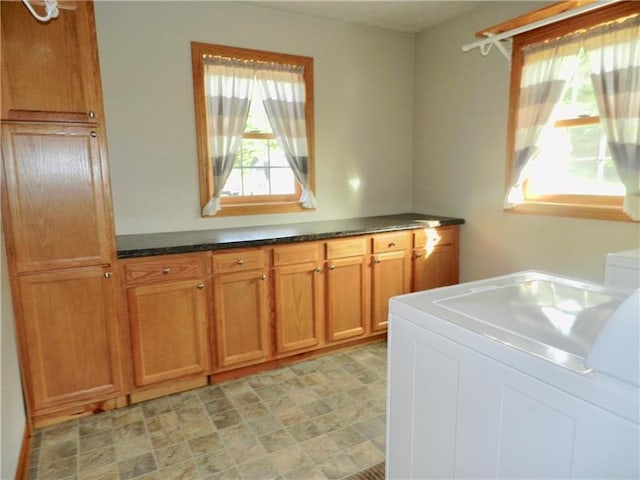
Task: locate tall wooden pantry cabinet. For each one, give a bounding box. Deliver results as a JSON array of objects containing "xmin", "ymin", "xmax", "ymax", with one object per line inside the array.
[{"xmin": 1, "ymin": 0, "xmax": 126, "ymax": 428}]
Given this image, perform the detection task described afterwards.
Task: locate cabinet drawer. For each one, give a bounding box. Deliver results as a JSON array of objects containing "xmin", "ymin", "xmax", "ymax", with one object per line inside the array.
[
  {"xmin": 273, "ymin": 242, "xmax": 322, "ymax": 266},
  {"xmin": 414, "ymin": 226, "xmax": 457, "ymax": 249},
  {"xmin": 212, "ymin": 249, "xmax": 266, "ymax": 274},
  {"xmin": 124, "ymin": 256, "xmax": 205, "ymax": 285},
  {"xmin": 326, "ymin": 237, "xmax": 367, "ymax": 259},
  {"xmin": 372, "ymin": 232, "xmax": 411, "ymax": 253}
]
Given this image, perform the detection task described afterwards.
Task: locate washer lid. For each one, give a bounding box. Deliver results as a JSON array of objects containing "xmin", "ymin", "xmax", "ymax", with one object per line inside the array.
[
  {"xmin": 436, "ymin": 277, "xmax": 622, "ymax": 358},
  {"xmin": 396, "ymin": 271, "xmax": 629, "ymax": 374}
]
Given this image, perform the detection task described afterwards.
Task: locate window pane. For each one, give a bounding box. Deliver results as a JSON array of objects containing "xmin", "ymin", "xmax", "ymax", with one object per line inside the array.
[
  {"xmin": 568, "ymin": 124, "xmax": 602, "ymax": 158},
  {"xmin": 232, "ymin": 152, "xmax": 242, "ymax": 168},
  {"xmin": 527, "ymin": 124, "xmax": 624, "ymax": 196},
  {"xmin": 270, "ymin": 167, "xmax": 296, "ymax": 195},
  {"xmin": 230, "ymin": 137, "xmax": 296, "ymax": 197},
  {"xmin": 242, "ymin": 167, "xmax": 270, "ymax": 196},
  {"xmin": 270, "ymin": 141, "xmax": 289, "ymax": 167},
  {"xmin": 241, "ymin": 139, "xmax": 269, "ymax": 167}
]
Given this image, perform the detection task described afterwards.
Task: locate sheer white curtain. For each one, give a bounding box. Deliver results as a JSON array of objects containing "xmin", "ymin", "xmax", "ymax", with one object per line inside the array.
[
  {"xmin": 256, "ymin": 66, "xmax": 317, "ymax": 209},
  {"xmin": 202, "ymin": 58, "xmax": 254, "ymax": 216},
  {"xmin": 584, "ymin": 16, "xmax": 640, "ymax": 221},
  {"xmin": 505, "ymin": 41, "xmax": 579, "ymax": 207}
]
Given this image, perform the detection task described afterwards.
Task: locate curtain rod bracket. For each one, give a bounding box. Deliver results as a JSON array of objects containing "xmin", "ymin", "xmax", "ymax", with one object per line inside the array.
[
  {"xmin": 22, "ymin": 0, "xmax": 59, "ymax": 22},
  {"xmin": 461, "ymin": 0, "xmax": 621, "ymax": 61},
  {"xmin": 478, "ymin": 34, "xmax": 512, "ymax": 62}
]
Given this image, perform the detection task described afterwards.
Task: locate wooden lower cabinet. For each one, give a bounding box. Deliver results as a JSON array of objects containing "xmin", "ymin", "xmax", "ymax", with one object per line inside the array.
[
  {"xmin": 126, "ymin": 279, "xmax": 209, "ymax": 387},
  {"xmin": 371, "ymin": 249, "xmax": 411, "ymax": 332},
  {"xmin": 412, "ymin": 226, "xmax": 460, "ymax": 291},
  {"xmin": 212, "ymin": 269, "xmax": 270, "ymax": 369},
  {"xmin": 273, "ymin": 257, "xmax": 324, "ymax": 356},
  {"xmin": 20, "ymin": 227, "xmax": 456, "ymax": 419},
  {"xmin": 123, "ymin": 254, "xmax": 210, "ymax": 392},
  {"xmin": 325, "ymin": 255, "xmax": 368, "ymax": 342},
  {"xmin": 18, "ymin": 266, "xmax": 124, "ymax": 414}
]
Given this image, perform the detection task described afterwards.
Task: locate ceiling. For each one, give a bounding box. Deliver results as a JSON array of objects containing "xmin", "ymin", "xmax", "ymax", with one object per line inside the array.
[{"xmin": 241, "ymin": 1, "xmax": 484, "ymax": 34}]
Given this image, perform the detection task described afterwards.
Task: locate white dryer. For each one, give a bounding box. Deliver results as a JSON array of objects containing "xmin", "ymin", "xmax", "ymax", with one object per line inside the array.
[{"xmin": 386, "ymin": 271, "xmax": 639, "ymax": 479}]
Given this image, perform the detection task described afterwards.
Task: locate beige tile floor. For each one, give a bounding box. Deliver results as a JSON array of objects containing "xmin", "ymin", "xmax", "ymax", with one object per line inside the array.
[{"xmin": 28, "ymin": 341, "xmax": 387, "ymax": 480}]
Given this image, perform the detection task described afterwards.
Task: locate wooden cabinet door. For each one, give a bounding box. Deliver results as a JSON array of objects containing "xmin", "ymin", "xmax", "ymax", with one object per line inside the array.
[
  {"xmin": 413, "ymin": 245, "xmax": 459, "ymax": 292},
  {"xmin": 127, "ymin": 279, "xmax": 210, "ymax": 387},
  {"xmin": 1, "ymin": 123, "xmax": 114, "ymax": 272},
  {"xmin": 1, "ymin": 0, "xmax": 104, "ymax": 123},
  {"xmin": 273, "ymin": 262, "xmax": 323, "ymax": 356},
  {"xmin": 18, "ymin": 266, "xmax": 123, "ymax": 412},
  {"xmin": 213, "ymin": 269, "xmax": 270, "ymax": 369},
  {"xmin": 371, "ymin": 250, "xmax": 411, "ymax": 332},
  {"xmin": 326, "ymin": 256, "xmax": 367, "ymax": 342},
  {"xmin": 412, "ymin": 226, "xmax": 460, "ymax": 292}
]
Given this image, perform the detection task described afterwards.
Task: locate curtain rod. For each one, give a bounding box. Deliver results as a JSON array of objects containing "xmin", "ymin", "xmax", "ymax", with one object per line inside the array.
[{"xmin": 461, "ymin": 0, "xmax": 621, "ymax": 58}]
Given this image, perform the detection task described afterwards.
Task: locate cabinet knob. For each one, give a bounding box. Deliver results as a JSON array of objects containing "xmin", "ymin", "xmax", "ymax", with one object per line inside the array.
[
  {"xmin": 90, "ymin": 130, "xmax": 97, "ymax": 138},
  {"xmin": 388, "ymin": 241, "xmax": 397, "ymax": 247},
  {"xmin": 104, "ymin": 272, "xmax": 112, "ymax": 279},
  {"xmin": 314, "ymin": 267, "xmax": 322, "ymax": 273},
  {"xmin": 197, "ymin": 283, "xmax": 205, "ymax": 289},
  {"xmin": 259, "ymin": 274, "xmax": 267, "ymax": 281},
  {"xmin": 328, "ymin": 264, "xmax": 336, "ymax": 270},
  {"xmin": 374, "ymin": 258, "xmax": 381, "ymax": 264},
  {"xmin": 88, "ymin": 111, "xmax": 96, "ymax": 119},
  {"xmin": 415, "ymin": 253, "xmax": 423, "ymax": 258},
  {"xmin": 236, "ymin": 259, "xmax": 245, "ymax": 265},
  {"xmin": 162, "ymin": 267, "xmax": 171, "ymax": 274}
]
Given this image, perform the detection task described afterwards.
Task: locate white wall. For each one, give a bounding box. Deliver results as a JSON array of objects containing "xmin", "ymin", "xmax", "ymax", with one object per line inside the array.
[
  {"xmin": 95, "ymin": 0, "xmax": 640, "ymax": 277},
  {"xmin": 1, "ymin": 230, "xmax": 26, "ymax": 479},
  {"xmin": 413, "ymin": 1, "xmax": 640, "ymax": 284},
  {"xmin": 94, "ymin": 1, "xmax": 415, "ymax": 235}
]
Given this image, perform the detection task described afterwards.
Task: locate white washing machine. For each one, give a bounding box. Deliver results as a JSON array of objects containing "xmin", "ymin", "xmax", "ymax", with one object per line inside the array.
[
  {"xmin": 386, "ymin": 270, "xmax": 639, "ymax": 479},
  {"xmin": 605, "ymin": 249, "xmax": 640, "ymax": 292}
]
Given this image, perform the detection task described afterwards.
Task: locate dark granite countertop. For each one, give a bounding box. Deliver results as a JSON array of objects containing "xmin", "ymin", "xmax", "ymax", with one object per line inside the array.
[{"xmin": 116, "ymin": 213, "xmax": 465, "ymax": 259}]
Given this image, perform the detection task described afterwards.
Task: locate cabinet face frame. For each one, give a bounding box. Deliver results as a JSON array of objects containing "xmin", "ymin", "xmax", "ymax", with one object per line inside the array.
[
  {"xmin": 1, "ymin": 123, "xmax": 115, "ymax": 272},
  {"xmin": 18, "ymin": 266, "xmax": 124, "ymax": 413}
]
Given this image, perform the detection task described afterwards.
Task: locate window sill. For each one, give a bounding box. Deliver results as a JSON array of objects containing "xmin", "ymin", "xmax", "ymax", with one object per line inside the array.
[
  {"xmin": 504, "ymin": 201, "xmax": 634, "ymax": 222},
  {"xmin": 203, "ymin": 201, "xmax": 314, "ymax": 217}
]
